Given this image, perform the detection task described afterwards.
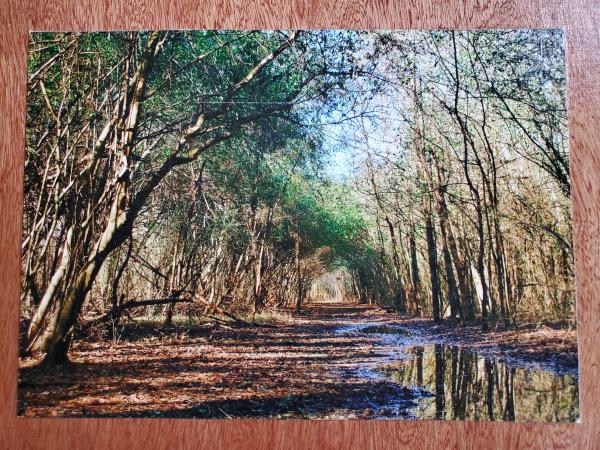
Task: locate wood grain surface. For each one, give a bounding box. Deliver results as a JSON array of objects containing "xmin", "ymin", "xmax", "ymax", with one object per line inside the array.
[{"xmin": 1, "ymin": 0, "xmax": 599, "ymax": 448}]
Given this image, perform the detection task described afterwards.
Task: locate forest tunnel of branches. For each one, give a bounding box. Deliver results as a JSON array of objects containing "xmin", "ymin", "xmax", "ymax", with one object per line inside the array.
[{"xmin": 21, "ymin": 29, "xmax": 572, "ymax": 365}]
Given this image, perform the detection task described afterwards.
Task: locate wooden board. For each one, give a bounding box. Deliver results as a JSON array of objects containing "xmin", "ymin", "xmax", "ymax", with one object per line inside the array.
[{"xmin": 1, "ymin": 0, "xmax": 598, "ymax": 448}]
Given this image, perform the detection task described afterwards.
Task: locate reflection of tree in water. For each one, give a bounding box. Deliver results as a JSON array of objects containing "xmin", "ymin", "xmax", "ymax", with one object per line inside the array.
[{"xmin": 380, "ymin": 345, "xmax": 578, "ymax": 421}]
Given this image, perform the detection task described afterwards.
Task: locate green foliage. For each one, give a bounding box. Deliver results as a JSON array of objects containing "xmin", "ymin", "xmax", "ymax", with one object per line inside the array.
[{"xmin": 23, "ymin": 29, "xmax": 571, "ymax": 336}]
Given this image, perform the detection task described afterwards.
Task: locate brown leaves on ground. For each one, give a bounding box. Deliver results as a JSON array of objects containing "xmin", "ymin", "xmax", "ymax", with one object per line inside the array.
[{"xmin": 18, "ymin": 303, "xmax": 577, "ymax": 418}]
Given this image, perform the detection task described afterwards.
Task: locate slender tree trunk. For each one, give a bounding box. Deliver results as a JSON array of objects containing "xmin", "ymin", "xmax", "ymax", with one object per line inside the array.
[
  {"xmin": 109, "ymin": 238, "xmax": 133, "ymax": 335},
  {"xmin": 425, "ymin": 205, "xmax": 442, "ymax": 322},
  {"xmin": 494, "ymin": 217, "xmax": 508, "ymax": 323},
  {"xmin": 164, "ymin": 238, "xmax": 180, "ymax": 327},
  {"xmin": 25, "ymin": 226, "xmax": 74, "ymax": 352},
  {"xmin": 409, "ymin": 230, "xmax": 422, "ymax": 316},
  {"xmin": 440, "ymin": 219, "xmax": 461, "ymax": 321},
  {"xmin": 295, "ymin": 230, "xmax": 302, "ymax": 312},
  {"xmin": 476, "ymin": 207, "xmax": 490, "ymax": 330},
  {"xmin": 421, "ymin": 154, "xmax": 467, "ymax": 320}
]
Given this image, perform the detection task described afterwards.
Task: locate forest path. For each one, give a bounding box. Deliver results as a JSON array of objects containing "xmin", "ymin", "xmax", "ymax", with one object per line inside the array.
[{"xmin": 18, "ymin": 302, "xmax": 578, "ymax": 420}]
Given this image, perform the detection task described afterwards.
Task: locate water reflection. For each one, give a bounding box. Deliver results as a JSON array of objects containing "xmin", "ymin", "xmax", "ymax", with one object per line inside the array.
[{"xmin": 379, "ymin": 344, "xmax": 579, "ymax": 422}]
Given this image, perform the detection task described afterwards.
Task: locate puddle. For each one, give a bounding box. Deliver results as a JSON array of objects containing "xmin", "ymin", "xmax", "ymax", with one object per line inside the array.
[
  {"xmin": 361, "ymin": 325, "xmax": 412, "ymax": 335},
  {"xmin": 378, "ymin": 344, "xmax": 579, "ymax": 421},
  {"xmin": 336, "ymin": 323, "xmax": 579, "ymax": 421}
]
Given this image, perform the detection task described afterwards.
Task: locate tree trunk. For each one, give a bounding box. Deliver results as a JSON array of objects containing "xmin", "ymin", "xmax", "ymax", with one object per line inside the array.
[
  {"xmin": 409, "ymin": 230, "xmax": 422, "ymax": 316},
  {"xmin": 25, "ymin": 225, "xmax": 73, "ymax": 352},
  {"xmin": 295, "ymin": 231, "xmax": 302, "ymax": 312},
  {"xmin": 425, "ymin": 202, "xmax": 442, "ymax": 322},
  {"xmin": 440, "ymin": 219, "xmax": 461, "ymax": 322}
]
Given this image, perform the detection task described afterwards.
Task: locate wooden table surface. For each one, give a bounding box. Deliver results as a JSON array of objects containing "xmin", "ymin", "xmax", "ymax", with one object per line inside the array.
[{"xmin": 1, "ymin": 0, "xmax": 599, "ymax": 448}]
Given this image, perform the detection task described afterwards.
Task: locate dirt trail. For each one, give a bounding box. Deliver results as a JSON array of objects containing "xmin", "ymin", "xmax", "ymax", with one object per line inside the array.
[{"xmin": 18, "ymin": 302, "xmax": 578, "ymax": 419}]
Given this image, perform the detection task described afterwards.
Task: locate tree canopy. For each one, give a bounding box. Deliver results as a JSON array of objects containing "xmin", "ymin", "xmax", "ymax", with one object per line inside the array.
[{"xmin": 21, "ymin": 29, "xmax": 571, "ymax": 364}]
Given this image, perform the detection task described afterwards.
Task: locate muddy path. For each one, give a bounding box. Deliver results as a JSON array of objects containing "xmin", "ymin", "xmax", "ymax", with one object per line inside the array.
[{"xmin": 18, "ymin": 302, "xmax": 579, "ymax": 421}]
